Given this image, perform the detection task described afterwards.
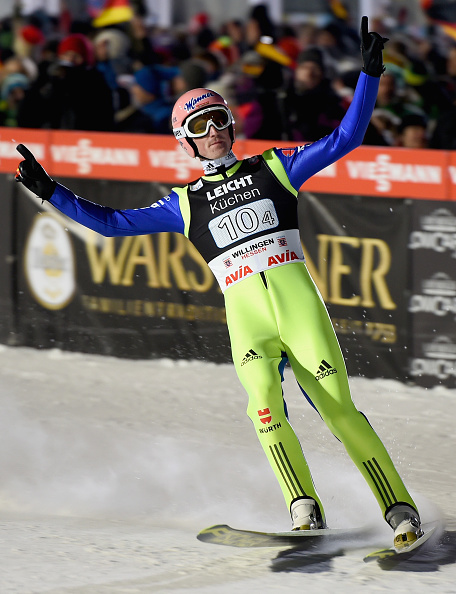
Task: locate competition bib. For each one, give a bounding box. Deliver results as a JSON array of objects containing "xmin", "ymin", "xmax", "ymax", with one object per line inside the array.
[
  {"xmin": 183, "ymin": 152, "xmax": 303, "ymax": 291},
  {"xmin": 208, "ymin": 228, "xmax": 304, "ymax": 292}
]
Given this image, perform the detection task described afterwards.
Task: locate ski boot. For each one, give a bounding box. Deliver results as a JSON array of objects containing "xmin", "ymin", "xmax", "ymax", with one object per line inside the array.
[
  {"xmin": 290, "ymin": 497, "xmax": 325, "ymax": 531},
  {"xmin": 386, "ymin": 503, "xmax": 423, "ymax": 549}
]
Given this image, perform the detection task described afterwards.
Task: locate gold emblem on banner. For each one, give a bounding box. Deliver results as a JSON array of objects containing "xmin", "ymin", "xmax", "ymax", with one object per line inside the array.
[{"xmin": 24, "ymin": 214, "xmax": 76, "ymax": 310}]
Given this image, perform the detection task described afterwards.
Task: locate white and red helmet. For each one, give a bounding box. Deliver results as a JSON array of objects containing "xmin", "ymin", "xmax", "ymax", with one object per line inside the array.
[{"xmin": 172, "ymin": 87, "xmax": 235, "ymax": 158}]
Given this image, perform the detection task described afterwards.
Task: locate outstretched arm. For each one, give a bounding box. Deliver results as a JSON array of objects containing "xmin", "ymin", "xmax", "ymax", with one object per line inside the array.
[{"xmin": 15, "ymin": 144, "xmax": 185, "ymax": 237}]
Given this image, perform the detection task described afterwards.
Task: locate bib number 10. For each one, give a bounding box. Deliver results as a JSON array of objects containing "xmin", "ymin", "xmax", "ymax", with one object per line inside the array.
[{"xmin": 209, "ymin": 199, "xmax": 279, "ymax": 248}]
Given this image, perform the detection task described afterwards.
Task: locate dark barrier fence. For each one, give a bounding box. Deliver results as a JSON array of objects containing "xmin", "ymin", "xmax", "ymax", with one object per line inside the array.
[
  {"xmin": 299, "ymin": 193, "xmax": 411, "ymax": 381},
  {"xmin": 1, "ymin": 173, "xmax": 455, "ymax": 387},
  {"xmin": 408, "ymin": 202, "xmax": 456, "ymax": 387},
  {"xmin": 12, "ymin": 177, "xmax": 230, "ymax": 362}
]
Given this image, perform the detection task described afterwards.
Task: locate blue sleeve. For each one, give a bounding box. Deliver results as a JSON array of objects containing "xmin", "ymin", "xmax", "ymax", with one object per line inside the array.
[
  {"xmin": 273, "ymin": 72, "xmax": 379, "ymax": 191},
  {"xmin": 49, "ymin": 183, "xmax": 185, "ymax": 236}
]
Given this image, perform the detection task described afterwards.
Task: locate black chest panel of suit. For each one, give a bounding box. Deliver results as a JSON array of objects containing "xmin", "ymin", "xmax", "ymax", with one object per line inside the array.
[{"xmin": 187, "ymin": 155, "xmax": 298, "ymax": 265}]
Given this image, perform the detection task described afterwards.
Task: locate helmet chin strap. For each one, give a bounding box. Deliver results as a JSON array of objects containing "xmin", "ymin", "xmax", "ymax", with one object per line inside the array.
[{"xmin": 199, "ymin": 150, "xmax": 238, "ymax": 175}]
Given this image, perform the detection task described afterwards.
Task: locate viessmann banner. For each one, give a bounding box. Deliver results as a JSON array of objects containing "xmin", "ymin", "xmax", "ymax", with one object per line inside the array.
[{"xmin": 1, "ymin": 127, "xmax": 456, "ymax": 199}]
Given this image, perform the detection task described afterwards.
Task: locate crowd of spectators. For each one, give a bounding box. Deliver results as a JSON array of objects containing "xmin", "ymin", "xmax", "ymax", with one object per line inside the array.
[{"xmin": 2, "ymin": 2, "xmax": 456, "ymax": 149}]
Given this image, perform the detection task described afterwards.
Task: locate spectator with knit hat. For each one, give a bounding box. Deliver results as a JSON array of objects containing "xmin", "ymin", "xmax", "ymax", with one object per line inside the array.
[
  {"xmin": 0, "ymin": 54, "xmax": 38, "ymax": 87},
  {"xmin": 12, "ymin": 24, "xmax": 44, "ymax": 61},
  {"xmin": 93, "ymin": 27, "xmax": 132, "ymax": 116},
  {"xmin": 94, "ymin": 27, "xmax": 132, "ymax": 89},
  {"xmin": 395, "ymin": 112, "xmax": 429, "ymax": 148},
  {"xmin": 282, "ymin": 47, "xmax": 346, "ymax": 142},
  {"xmin": 0, "ymin": 71, "xmax": 29, "ymax": 126}
]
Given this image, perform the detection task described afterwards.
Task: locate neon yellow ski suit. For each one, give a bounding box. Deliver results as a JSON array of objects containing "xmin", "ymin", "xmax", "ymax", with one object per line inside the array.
[{"xmin": 46, "ymin": 72, "xmax": 418, "ymax": 525}]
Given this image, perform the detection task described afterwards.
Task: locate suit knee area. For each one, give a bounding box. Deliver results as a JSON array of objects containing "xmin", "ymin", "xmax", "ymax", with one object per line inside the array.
[
  {"xmin": 246, "ymin": 399, "xmax": 288, "ymax": 427},
  {"xmin": 323, "ymin": 406, "xmax": 366, "ymax": 439}
]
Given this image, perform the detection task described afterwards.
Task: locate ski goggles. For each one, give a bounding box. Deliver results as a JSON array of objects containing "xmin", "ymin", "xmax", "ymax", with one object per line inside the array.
[{"xmin": 175, "ymin": 106, "xmax": 233, "ymax": 139}]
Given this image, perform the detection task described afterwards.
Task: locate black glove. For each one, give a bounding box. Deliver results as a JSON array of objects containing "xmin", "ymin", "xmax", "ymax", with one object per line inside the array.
[
  {"xmin": 360, "ymin": 16, "xmax": 388, "ymax": 77},
  {"xmin": 15, "ymin": 144, "xmax": 56, "ymax": 201}
]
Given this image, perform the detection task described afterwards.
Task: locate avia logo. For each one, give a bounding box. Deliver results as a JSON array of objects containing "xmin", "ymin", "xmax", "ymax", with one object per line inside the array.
[
  {"xmin": 315, "ymin": 359, "xmax": 337, "ymax": 381},
  {"xmin": 267, "ymin": 251, "xmax": 300, "ymax": 266},
  {"xmin": 258, "ymin": 408, "xmax": 272, "ymax": 424},
  {"xmin": 225, "ymin": 265, "xmax": 253, "ymax": 287},
  {"xmin": 241, "ymin": 349, "xmax": 263, "ymax": 366},
  {"xmin": 280, "ymin": 149, "xmax": 295, "ymax": 157}
]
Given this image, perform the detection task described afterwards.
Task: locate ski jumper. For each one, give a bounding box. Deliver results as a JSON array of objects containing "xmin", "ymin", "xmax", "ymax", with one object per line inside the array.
[{"xmin": 47, "ymin": 72, "xmax": 418, "ymax": 524}]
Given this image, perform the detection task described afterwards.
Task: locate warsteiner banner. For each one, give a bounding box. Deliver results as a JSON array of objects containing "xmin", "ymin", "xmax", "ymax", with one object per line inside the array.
[
  {"xmin": 14, "ymin": 178, "xmax": 230, "ymax": 361},
  {"xmin": 299, "ymin": 193, "xmax": 410, "ymax": 379},
  {"xmin": 3, "ymin": 127, "xmax": 456, "ymax": 385},
  {"xmin": 13, "ymin": 179, "xmax": 411, "ymax": 376}
]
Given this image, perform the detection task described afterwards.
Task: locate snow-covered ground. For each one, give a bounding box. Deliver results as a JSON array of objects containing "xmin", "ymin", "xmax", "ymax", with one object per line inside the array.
[{"xmin": 1, "ymin": 345, "xmax": 455, "ymax": 593}]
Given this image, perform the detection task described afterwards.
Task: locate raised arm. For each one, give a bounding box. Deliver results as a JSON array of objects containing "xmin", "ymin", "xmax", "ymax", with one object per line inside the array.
[{"xmin": 274, "ymin": 16, "xmax": 388, "ymax": 189}]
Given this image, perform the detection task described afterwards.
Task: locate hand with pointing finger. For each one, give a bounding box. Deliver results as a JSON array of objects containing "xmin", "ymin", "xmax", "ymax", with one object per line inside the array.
[
  {"xmin": 15, "ymin": 144, "xmax": 56, "ymax": 201},
  {"xmin": 360, "ymin": 16, "xmax": 389, "ymax": 78}
]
